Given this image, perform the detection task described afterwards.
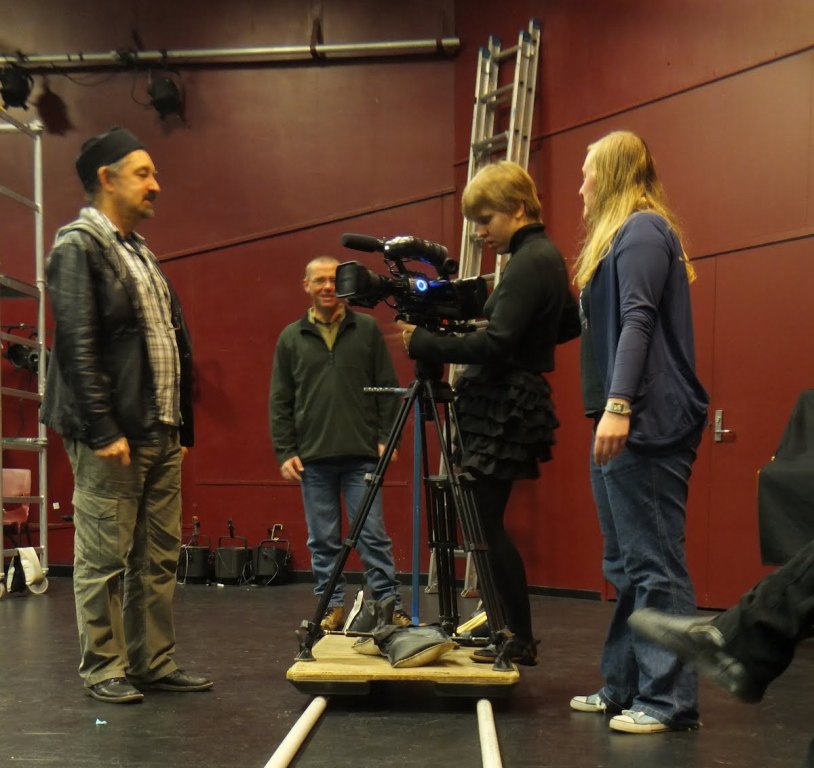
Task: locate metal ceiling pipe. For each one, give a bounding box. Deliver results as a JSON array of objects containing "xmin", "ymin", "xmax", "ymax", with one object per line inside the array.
[{"xmin": 1, "ymin": 38, "xmax": 461, "ymax": 69}]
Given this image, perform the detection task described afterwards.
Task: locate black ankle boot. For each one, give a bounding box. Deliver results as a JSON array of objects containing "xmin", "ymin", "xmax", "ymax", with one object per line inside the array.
[{"xmin": 470, "ymin": 637, "xmax": 539, "ymax": 666}]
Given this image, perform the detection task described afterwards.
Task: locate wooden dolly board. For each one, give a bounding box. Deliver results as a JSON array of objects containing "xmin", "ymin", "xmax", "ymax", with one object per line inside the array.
[{"xmin": 287, "ymin": 633, "xmax": 520, "ymax": 697}]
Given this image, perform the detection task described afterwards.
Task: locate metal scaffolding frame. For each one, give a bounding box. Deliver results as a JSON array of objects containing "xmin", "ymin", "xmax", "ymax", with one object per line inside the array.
[{"xmin": 0, "ymin": 107, "xmax": 49, "ymax": 597}]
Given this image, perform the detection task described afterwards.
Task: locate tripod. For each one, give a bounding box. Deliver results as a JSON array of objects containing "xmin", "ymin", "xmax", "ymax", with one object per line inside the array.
[{"xmin": 295, "ymin": 360, "xmax": 515, "ymax": 671}]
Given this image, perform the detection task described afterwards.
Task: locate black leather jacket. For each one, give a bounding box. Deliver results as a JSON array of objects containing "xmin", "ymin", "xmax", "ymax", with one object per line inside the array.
[{"xmin": 41, "ymin": 215, "xmax": 194, "ymax": 449}]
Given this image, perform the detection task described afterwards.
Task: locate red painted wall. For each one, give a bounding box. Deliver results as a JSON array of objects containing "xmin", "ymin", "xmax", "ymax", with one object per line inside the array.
[
  {"xmin": 3, "ymin": 1, "xmax": 813, "ymax": 607},
  {"xmin": 1, "ymin": 0, "xmax": 458, "ymax": 577},
  {"xmin": 452, "ymin": 0, "xmax": 814, "ymax": 606}
]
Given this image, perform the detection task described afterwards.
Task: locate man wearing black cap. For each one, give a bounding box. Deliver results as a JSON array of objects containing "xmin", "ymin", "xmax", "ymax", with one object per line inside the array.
[{"xmin": 42, "ymin": 127, "xmax": 212, "ymax": 703}]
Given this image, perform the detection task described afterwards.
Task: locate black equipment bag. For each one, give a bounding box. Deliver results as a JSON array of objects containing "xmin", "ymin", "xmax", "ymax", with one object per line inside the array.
[
  {"xmin": 178, "ymin": 533, "xmax": 212, "ymax": 583},
  {"xmin": 254, "ymin": 524, "xmax": 292, "ymax": 585},
  {"xmin": 215, "ymin": 519, "xmax": 251, "ymax": 584}
]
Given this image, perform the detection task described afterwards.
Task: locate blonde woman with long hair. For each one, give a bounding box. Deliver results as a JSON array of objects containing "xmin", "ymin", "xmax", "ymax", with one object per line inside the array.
[{"xmin": 568, "ymin": 131, "xmax": 708, "ymax": 734}]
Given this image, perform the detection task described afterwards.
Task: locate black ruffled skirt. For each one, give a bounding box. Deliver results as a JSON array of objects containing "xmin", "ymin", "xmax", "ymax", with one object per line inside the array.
[{"xmin": 453, "ymin": 366, "xmax": 559, "ymax": 481}]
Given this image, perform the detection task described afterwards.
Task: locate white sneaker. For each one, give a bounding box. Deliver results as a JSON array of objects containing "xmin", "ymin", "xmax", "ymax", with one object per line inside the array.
[
  {"xmin": 609, "ymin": 710, "xmax": 672, "ymax": 734},
  {"xmin": 570, "ymin": 692, "xmax": 611, "ymax": 713}
]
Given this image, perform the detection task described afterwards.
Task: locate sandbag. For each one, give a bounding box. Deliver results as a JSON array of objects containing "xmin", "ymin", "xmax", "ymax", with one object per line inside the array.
[{"xmin": 350, "ymin": 595, "xmax": 456, "ymax": 667}]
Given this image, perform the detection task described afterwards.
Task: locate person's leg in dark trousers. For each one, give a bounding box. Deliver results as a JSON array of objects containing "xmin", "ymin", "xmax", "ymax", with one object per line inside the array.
[
  {"xmin": 802, "ymin": 737, "xmax": 814, "ymax": 768},
  {"xmin": 714, "ymin": 537, "xmax": 814, "ymax": 695},
  {"xmin": 472, "ymin": 474, "xmax": 533, "ymax": 642},
  {"xmin": 630, "ymin": 539, "xmax": 814, "ymax": 759}
]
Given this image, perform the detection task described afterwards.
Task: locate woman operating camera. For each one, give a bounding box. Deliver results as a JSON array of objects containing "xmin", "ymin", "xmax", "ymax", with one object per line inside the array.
[{"xmin": 400, "ymin": 160, "xmax": 579, "ymax": 664}]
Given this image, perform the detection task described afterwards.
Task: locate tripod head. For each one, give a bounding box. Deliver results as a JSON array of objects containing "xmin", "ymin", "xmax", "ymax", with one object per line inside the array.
[
  {"xmin": 414, "ymin": 359, "xmax": 444, "ymax": 382},
  {"xmin": 412, "ymin": 359, "xmax": 455, "ymax": 408}
]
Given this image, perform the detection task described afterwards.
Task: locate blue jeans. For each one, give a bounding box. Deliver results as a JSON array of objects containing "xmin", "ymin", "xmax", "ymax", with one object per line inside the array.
[
  {"xmin": 300, "ymin": 458, "xmax": 400, "ymax": 608},
  {"xmin": 590, "ymin": 441, "xmax": 700, "ymax": 728}
]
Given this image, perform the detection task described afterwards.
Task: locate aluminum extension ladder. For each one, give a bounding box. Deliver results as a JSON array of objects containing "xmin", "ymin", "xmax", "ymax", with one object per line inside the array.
[
  {"xmin": 426, "ymin": 19, "xmax": 542, "ymax": 600},
  {"xmin": 458, "ymin": 18, "xmax": 541, "ymax": 284}
]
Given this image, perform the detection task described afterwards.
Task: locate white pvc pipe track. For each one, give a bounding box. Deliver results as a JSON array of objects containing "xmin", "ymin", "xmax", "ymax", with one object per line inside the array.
[
  {"xmin": 477, "ymin": 698, "xmax": 503, "ymax": 768},
  {"xmin": 263, "ymin": 695, "xmax": 329, "ymax": 768},
  {"xmin": 265, "ymin": 694, "xmax": 503, "ymax": 767}
]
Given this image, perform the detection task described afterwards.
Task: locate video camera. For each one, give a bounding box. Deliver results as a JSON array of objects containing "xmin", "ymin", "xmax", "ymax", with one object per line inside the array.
[{"xmin": 336, "ymin": 233, "xmax": 487, "ymax": 333}]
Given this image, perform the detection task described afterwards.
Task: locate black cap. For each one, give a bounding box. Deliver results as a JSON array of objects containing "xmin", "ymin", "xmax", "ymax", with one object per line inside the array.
[{"xmin": 75, "ymin": 126, "xmax": 145, "ymax": 191}]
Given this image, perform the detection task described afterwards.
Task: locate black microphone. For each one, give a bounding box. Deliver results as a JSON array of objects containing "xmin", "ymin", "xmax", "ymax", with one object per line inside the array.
[{"xmin": 341, "ymin": 233, "xmax": 384, "ymax": 252}]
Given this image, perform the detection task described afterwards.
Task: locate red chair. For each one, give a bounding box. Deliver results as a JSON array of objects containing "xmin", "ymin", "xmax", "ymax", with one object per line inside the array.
[{"xmin": 2, "ymin": 468, "xmax": 32, "ymax": 549}]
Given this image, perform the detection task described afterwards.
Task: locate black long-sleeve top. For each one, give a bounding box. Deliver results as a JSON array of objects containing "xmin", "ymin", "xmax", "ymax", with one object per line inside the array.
[{"xmin": 408, "ymin": 224, "xmax": 579, "ymax": 371}]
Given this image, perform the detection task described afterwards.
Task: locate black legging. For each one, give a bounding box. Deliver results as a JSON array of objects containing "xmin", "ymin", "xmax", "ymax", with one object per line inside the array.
[{"xmin": 471, "ymin": 473, "xmax": 534, "ymax": 642}]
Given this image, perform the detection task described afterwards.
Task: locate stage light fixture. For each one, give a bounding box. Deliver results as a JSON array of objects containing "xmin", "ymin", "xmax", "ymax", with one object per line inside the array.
[
  {"xmin": 1, "ymin": 64, "xmax": 34, "ymax": 109},
  {"xmin": 147, "ymin": 74, "xmax": 183, "ymax": 119},
  {"xmin": 5, "ymin": 343, "xmax": 42, "ymax": 372}
]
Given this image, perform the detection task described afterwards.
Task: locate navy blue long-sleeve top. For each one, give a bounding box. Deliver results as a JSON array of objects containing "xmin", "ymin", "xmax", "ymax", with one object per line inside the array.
[{"xmin": 583, "ymin": 211, "xmax": 708, "ymax": 452}]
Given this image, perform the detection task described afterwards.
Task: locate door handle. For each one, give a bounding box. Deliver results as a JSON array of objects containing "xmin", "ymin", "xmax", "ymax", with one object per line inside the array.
[{"xmin": 713, "ymin": 409, "xmax": 734, "ymax": 443}]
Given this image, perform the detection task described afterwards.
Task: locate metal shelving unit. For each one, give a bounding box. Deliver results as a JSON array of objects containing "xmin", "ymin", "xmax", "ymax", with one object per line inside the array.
[{"xmin": 0, "ymin": 108, "xmax": 49, "ymax": 597}]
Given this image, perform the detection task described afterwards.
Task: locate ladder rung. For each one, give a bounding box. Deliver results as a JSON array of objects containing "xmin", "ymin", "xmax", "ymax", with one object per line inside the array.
[
  {"xmin": 2, "ymin": 495, "xmax": 42, "ymax": 505},
  {"xmin": 0, "ymin": 274, "xmax": 38, "ymax": 298},
  {"xmin": 495, "ymin": 44, "xmax": 520, "ymax": 62},
  {"xmin": 0, "ymin": 332, "xmax": 39, "ymax": 347},
  {"xmin": 495, "ymin": 30, "xmax": 532, "ymax": 61},
  {"xmin": 1, "ymin": 387, "xmax": 41, "ymax": 401},
  {"xmin": 479, "ymin": 83, "xmax": 514, "ymax": 104},
  {"xmin": 0, "ymin": 437, "xmax": 47, "ymax": 451},
  {"xmin": 472, "ymin": 132, "xmax": 508, "ymax": 153}
]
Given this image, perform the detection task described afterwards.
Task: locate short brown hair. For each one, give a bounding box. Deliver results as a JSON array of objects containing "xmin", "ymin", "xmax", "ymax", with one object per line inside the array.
[
  {"xmin": 304, "ymin": 256, "xmax": 339, "ymax": 281},
  {"xmin": 461, "ymin": 161, "xmax": 542, "ymax": 221}
]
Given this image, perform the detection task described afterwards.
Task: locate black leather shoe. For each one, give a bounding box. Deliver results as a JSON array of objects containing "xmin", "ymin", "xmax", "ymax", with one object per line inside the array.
[
  {"xmin": 628, "ymin": 608, "xmax": 764, "ymax": 702},
  {"xmin": 471, "ymin": 637, "xmax": 539, "ymax": 667},
  {"xmin": 142, "ymin": 669, "xmax": 213, "ymax": 692},
  {"xmin": 86, "ymin": 678, "xmax": 144, "ymax": 704}
]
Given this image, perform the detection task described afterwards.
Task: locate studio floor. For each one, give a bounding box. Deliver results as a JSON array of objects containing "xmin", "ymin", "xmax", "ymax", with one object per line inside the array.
[{"xmin": 0, "ymin": 577, "xmax": 811, "ymax": 768}]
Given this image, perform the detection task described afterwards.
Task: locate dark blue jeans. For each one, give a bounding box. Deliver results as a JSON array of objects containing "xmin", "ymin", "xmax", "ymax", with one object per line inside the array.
[
  {"xmin": 590, "ymin": 441, "xmax": 700, "ymax": 728},
  {"xmin": 300, "ymin": 458, "xmax": 400, "ymax": 608}
]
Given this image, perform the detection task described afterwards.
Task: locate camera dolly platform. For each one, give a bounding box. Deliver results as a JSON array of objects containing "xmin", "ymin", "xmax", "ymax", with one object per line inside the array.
[{"xmin": 286, "ymin": 632, "xmax": 519, "ymax": 697}]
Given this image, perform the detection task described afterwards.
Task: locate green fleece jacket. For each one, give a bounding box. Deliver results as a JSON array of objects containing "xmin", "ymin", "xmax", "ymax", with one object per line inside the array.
[{"xmin": 269, "ymin": 308, "xmax": 400, "ymax": 464}]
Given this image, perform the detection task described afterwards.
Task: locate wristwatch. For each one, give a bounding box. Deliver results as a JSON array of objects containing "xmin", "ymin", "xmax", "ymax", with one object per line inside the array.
[{"xmin": 605, "ymin": 402, "xmax": 632, "ymax": 416}]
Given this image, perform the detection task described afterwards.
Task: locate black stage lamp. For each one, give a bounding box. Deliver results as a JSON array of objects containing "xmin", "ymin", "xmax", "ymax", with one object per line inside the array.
[
  {"xmin": 1, "ymin": 64, "xmax": 34, "ymax": 109},
  {"xmin": 148, "ymin": 74, "xmax": 183, "ymax": 119},
  {"xmin": 5, "ymin": 343, "xmax": 41, "ymax": 372}
]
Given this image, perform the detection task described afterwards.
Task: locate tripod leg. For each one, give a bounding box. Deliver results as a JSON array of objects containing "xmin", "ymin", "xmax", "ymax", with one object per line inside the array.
[
  {"xmin": 425, "ymin": 476, "xmax": 459, "ymax": 635},
  {"xmin": 295, "ymin": 379, "xmax": 420, "ymax": 660},
  {"xmin": 421, "ymin": 382, "xmax": 515, "ymax": 671},
  {"xmin": 417, "ymin": 390, "xmax": 459, "ymax": 635}
]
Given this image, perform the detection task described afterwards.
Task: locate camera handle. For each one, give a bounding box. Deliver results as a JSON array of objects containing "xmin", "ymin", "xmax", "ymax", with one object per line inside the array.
[{"xmin": 295, "ymin": 361, "xmax": 515, "ymax": 672}]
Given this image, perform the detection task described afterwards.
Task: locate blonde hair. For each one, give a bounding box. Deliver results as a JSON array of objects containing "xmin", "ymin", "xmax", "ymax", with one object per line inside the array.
[
  {"xmin": 304, "ymin": 256, "xmax": 339, "ymax": 280},
  {"xmin": 462, "ymin": 161, "xmax": 542, "ymax": 221},
  {"xmin": 574, "ymin": 130, "xmax": 695, "ymax": 288}
]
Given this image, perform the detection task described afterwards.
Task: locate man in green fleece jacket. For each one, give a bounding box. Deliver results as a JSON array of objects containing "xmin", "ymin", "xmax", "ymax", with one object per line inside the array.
[{"xmin": 269, "ymin": 256, "xmax": 410, "ymax": 630}]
